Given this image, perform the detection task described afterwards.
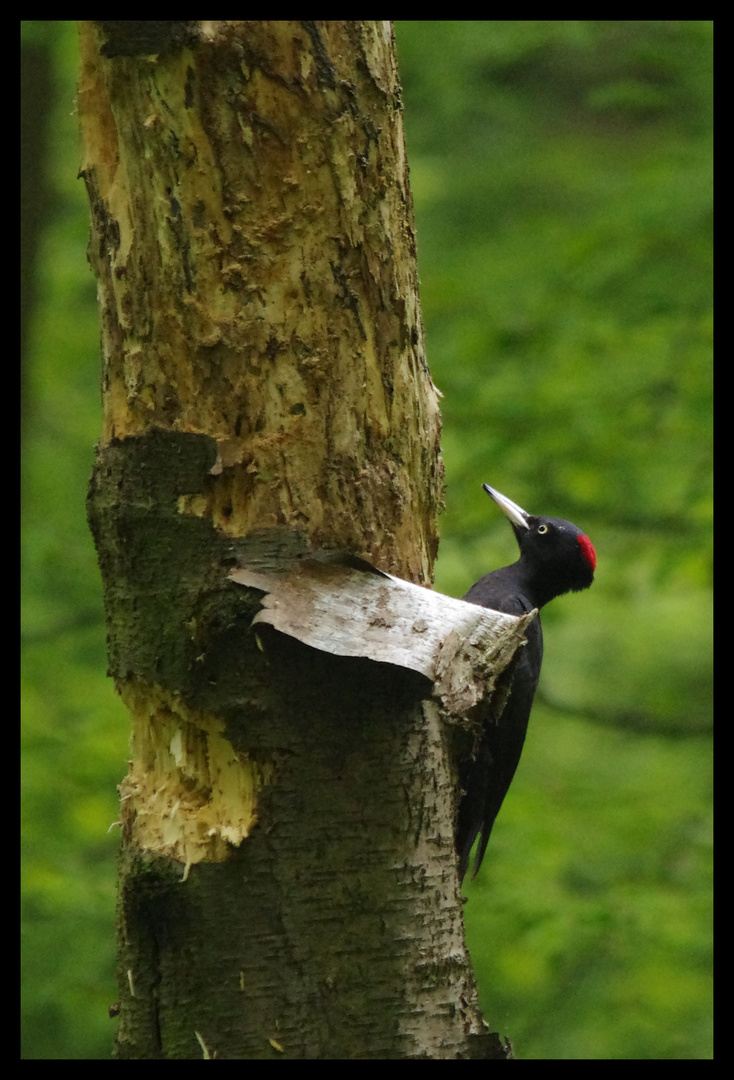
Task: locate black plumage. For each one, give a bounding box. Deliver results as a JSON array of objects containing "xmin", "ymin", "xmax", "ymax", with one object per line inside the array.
[{"xmin": 457, "ymin": 484, "xmax": 596, "ymax": 881}]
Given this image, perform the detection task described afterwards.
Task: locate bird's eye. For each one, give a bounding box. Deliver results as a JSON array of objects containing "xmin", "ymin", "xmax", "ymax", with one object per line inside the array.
[{"xmin": 537, "ymin": 524, "xmax": 549, "ymax": 535}]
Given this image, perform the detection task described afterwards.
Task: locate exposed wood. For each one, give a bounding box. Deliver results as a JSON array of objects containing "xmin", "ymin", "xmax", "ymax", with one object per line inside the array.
[{"xmin": 77, "ymin": 18, "xmax": 442, "ymax": 581}]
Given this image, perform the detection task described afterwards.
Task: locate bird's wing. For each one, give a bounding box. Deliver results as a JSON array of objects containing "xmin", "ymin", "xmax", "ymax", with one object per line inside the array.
[{"xmin": 457, "ymin": 601, "xmax": 542, "ymax": 880}]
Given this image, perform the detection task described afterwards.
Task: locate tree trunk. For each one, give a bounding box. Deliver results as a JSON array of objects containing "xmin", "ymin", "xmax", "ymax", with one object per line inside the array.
[{"xmin": 79, "ymin": 20, "xmax": 506, "ymax": 1059}]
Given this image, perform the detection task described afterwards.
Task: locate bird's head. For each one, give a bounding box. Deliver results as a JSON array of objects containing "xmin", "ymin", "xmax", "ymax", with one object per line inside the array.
[{"xmin": 483, "ymin": 484, "xmax": 596, "ymax": 604}]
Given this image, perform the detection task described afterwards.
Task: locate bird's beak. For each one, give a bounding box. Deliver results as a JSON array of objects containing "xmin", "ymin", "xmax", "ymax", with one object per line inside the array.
[{"xmin": 483, "ymin": 484, "xmax": 531, "ymax": 530}]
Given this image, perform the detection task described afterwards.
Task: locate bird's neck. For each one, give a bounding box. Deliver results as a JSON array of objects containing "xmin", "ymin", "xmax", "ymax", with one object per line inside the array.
[{"xmin": 513, "ymin": 559, "xmax": 558, "ymax": 610}]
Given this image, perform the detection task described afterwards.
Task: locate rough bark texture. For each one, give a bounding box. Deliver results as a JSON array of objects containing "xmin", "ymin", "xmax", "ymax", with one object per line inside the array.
[
  {"xmin": 79, "ymin": 20, "xmax": 509, "ymax": 1059},
  {"xmin": 79, "ymin": 18, "xmax": 442, "ymax": 580}
]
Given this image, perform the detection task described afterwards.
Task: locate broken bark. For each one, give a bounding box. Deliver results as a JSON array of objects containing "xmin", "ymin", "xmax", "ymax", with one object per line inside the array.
[{"xmin": 230, "ymin": 559, "xmax": 536, "ymax": 719}]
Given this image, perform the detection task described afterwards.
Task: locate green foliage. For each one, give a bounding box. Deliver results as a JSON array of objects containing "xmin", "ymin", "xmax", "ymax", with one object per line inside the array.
[
  {"xmin": 396, "ymin": 19, "xmax": 712, "ymax": 1059},
  {"xmin": 21, "ymin": 20, "xmax": 129, "ymax": 1059},
  {"xmin": 21, "ymin": 20, "xmax": 711, "ymax": 1059}
]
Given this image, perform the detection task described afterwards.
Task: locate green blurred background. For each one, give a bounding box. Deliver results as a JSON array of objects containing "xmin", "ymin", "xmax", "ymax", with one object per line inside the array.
[{"xmin": 21, "ymin": 21, "xmax": 712, "ymax": 1059}]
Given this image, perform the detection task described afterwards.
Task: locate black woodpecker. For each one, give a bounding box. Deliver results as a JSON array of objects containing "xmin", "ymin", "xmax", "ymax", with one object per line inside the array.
[{"xmin": 456, "ymin": 484, "xmax": 596, "ymax": 881}]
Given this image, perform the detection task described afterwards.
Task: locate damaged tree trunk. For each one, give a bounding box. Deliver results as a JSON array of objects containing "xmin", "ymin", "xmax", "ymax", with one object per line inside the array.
[{"xmin": 80, "ymin": 20, "xmax": 514, "ymax": 1059}]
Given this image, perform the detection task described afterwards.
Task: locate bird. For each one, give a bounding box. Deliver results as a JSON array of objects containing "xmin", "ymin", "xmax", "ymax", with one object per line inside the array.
[{"xmin": 456, "ymin": 484, "xmax": 596, "ymax": 881}]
